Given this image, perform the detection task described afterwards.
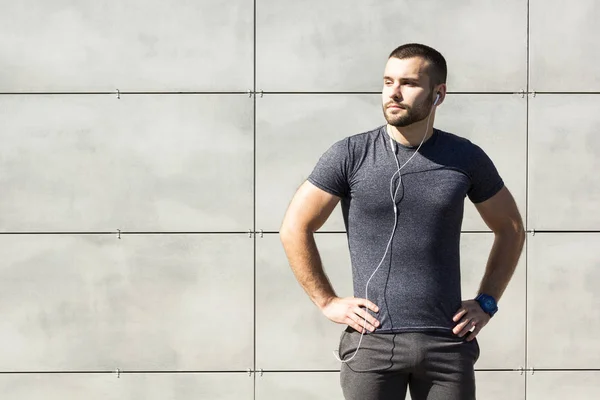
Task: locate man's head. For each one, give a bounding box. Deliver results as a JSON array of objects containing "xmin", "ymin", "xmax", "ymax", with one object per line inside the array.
[{"xmin": 382, "ymin": 43, "xmax": 447, "ymax": 127}]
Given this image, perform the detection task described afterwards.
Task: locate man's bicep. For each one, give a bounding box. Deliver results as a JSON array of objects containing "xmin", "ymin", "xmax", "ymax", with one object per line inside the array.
[
  {"xmin": 281, "ymin": 180, "xmax": 341, "ymax": 233},
  {"xmin": 473, "ymin": 186, "xmax": 523, "ymax": 233}
]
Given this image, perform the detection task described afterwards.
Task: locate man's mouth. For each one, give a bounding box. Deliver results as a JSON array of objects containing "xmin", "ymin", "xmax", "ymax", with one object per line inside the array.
[{"xmin": 387, "ymin": 104, "xmax": 405, "ymax": 109}]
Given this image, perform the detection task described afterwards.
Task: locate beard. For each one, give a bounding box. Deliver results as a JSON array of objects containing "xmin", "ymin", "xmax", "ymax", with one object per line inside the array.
[{"xmin": 383, "ymin": 91, "xmax": 434, "ymax": 127}]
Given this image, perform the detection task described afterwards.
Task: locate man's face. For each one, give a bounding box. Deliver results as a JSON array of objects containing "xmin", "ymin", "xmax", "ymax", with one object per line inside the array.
[{"xmin": 382, "ymin": 57, "xmax": 435, "ymax": 127}]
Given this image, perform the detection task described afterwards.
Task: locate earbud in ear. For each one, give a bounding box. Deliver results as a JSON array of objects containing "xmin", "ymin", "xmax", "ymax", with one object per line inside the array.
[{"xmin": 433, "ymin": 93, "xmax": 440, "ymax": 106}]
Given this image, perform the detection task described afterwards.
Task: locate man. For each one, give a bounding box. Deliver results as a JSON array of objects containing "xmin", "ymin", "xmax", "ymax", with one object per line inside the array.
[{"xmin": 279, "ymin": 43, "xmax": 525, "ymax": 400}]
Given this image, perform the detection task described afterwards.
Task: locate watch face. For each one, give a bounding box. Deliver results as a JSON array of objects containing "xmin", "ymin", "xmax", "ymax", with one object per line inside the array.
[{"xmin": 485, "ymin": 299, "xmax": 494, "ymax": 308}]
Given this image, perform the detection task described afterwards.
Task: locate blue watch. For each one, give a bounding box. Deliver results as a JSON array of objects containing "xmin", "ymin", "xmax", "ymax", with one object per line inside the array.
[{"xmin": 475, "ymin": 294, "xmax": 498, "ymax": 317}]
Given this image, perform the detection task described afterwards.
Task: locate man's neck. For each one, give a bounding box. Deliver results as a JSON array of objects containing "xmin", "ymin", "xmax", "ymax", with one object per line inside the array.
[{"xmin": 387, "ymin": 120, "xmax": 435, "ymax": 147}]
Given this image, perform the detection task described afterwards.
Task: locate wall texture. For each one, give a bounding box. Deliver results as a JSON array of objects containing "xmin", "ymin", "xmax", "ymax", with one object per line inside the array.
[{"xmin": 0, "ymin": 0, "xmax": 598, "ymax": 399}]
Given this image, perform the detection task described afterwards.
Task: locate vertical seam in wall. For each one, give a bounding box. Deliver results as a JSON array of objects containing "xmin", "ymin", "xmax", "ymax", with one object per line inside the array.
[
  {"xmin": 525, "ymin": 0, "xmax": 530, "ymax": 397},
  {"xmin": 253, "ymin": 0, "xmax": 258, "ymax": 397}
]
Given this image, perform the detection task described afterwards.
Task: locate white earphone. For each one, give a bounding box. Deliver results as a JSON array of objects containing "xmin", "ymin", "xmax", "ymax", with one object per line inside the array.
[{"xmin": 335, "ymin": 90, "xmax": 441, "ymax": 363}]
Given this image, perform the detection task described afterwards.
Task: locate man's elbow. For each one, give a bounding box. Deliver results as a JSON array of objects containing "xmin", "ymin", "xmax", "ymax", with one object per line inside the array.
[
  {"xmin": 514, "ymin": 223, "xmax": 526, "ymax": 249},
  {"xmin": 513, "ymin": 216, "xmax": 526, "ymax": 242},
  {"xmin": 279, "ymin": 223, "xmax": 293, "ymax": 244},
  {"xmin": 495, "ymin": 217, "xmax": 526, "ymax": 245},
  {"xmin": 279, "ymin": 218, "xmax": 309, "ymax": 244}
]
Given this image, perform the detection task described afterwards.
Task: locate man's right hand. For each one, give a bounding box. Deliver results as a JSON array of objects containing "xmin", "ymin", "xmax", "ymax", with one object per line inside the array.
[{"xmin": 320, "ymin": 296, "xmax": 381, "ymax": 333}]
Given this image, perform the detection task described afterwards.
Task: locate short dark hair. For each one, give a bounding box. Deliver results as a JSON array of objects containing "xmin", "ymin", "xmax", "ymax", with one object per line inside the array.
[{"xmin": 388, "ymin": 43, "xmax": 447, "ymax": 87}]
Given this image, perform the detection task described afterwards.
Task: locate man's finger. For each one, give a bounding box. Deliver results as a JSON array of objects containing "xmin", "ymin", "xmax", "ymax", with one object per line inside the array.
[
  {"xmin": 353, "ymin": 307, "xmax": 380, "ymax": 328},
  {"xmin": 345, "ymin": 317, "xmax": 365, "ymax": 333},
  {"xmin": 466, "ymin": 325, "xmax": 481, "ymax": 341},
  {"xmin": 453, "ymin": 308, "xmax": 467, "ymax": 322},
  {"xmin": 355, "ymin": 298, "xmax": 380, "ymax": 313},
  {"xmin": 457, "ymin": 319, "xmax": 477, "ymax": 337},
  {"xmin": 452, "ymin": 317, "xmax": 471, "ymax": 334},
  {"xmin": 349, "ymin": 313, "xmax": 376, "ymax": 332}
]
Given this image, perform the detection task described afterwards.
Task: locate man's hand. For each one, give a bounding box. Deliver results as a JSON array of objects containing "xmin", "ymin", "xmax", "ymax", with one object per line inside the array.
[
  {"xmin": 321, "ymin": 297, "xmax": 381, "ymax": 333},
  {"xmin": 452, "ymin": 300, "xmax": 491, "ymax": 341}
]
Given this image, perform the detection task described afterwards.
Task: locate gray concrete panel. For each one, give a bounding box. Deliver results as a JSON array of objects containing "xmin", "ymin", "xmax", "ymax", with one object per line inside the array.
[
  {"xmin": 528, "ymin": 233, "xmax": 600, "ymax": 368},
  {"xmin": 0, "ymin": 95, "xmax": 253, "ymax": 232},
  {"xmin": 530, "ymin": 0, "xmax": 600, "ymax": 91},
  {"xmin": 257, "ymin": 0, "xmax": 526, "ymax": 92},
  {"xmin": 460, "ymin": 234, "xmax": 526, "ymax": 370},
  {"xmin": 256, "ymin": 94, "xmax": 525, "ymax": 232},
  {"xmin": 0, "ymin": 234, "xmax": 253, "ymax": 371},
  {"xmin": 0, "ymin": 1, "xmax": 253, "ymax": 92},
  {"xmin": 435, "ymin": 94, "xmax": 527, "ymax": 231},
  {"xmin": 472, "ymin": 371, "xmax": 525, "ymax": 400},
  {"xmin": 528, "ymin": 95, "xmax": 600, "ymax": 230},
  {"xmin": 256, "ymin": 94, "xmax": 383, "ymax": 232},
  {"xmin": 256, "ymin": 233, "xmax": 353, "ymax": 370},
  {"xmin": 527, "ymin": 371, "xmax": 600, "ymax": 400},
  {"xmin": 256, "ymin": 371, "xmax": 524, "ymax": 400},
  {"xmin": 256, "ymin": 232, "xmax": 525, "ymax": 370},
  {"xmin": 256, "ymin": 372, "xmax": 343, "ymax": 400},
  {"xmin": 0, "ymin": 373, "xmax": 253, "ymax": 400}
]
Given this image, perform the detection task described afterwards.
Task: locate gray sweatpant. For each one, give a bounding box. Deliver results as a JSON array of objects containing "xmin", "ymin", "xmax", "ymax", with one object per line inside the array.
[{"xmin": 339, "ymin": 327, "xmax": 480, "ymax": 400}]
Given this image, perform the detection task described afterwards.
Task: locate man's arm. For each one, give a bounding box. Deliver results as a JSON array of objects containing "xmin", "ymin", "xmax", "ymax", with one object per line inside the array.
[
  {"xmin": 473, "ymin": 186, "xmax": 526, "ymax": 300},
  {"xmin": 280, "ymin": 180, "xmax": 340, "ymax": 309},
  {"xmin": 453, "ymin": 185, "xmax": 526, "ymax": 340},
  {"xmin": 280, "ymin": 180, "xmax": 380, "ymax": 333}
]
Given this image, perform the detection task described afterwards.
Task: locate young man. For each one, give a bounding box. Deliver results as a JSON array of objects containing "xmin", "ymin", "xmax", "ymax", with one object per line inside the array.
[{"xmin": 279, "ymin": 43, "xmax": 525, "ymax": 400}]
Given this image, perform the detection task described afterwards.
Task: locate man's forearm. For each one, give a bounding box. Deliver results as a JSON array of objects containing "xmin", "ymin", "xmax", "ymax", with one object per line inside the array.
[
  {"xmin": 478, "ymin": 228, "xmax": 525, "ymax": 301},
  {"xmin": 280, "ymin": 229, "xmax": 336, "ymax": 309}
]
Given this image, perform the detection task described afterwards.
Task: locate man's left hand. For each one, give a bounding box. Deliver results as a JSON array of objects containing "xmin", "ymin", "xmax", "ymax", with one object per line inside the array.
[{"xmin": 452, "ymin": 300, "xmax": 491, "ymax": 341}]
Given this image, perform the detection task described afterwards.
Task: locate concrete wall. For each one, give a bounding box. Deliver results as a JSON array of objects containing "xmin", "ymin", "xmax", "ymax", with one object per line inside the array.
[{"xmin": 0, "ymin": 0, "xmax": 597, "ymax": 398}]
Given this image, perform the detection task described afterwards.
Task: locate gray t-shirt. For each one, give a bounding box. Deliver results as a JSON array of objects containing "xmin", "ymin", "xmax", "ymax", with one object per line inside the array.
[{"xmin": 308, "ymin": 125, "xmax": 504, "ymax": 333}]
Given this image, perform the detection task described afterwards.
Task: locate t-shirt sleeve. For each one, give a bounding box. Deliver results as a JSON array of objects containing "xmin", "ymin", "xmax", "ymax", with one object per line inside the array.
[
  {"xmin": 467, "ymin": 144, "xmax": 505, "ymax": 203},
  {"xmin": 307, "ymin": 138, "xmax": 351, "ymax": 198}
]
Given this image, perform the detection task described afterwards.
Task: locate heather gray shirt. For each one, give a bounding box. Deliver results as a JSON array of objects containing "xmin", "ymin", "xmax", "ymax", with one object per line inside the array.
[{"xmin": 307, "ymin": 125, "xmax": 504, "ymax": 333}]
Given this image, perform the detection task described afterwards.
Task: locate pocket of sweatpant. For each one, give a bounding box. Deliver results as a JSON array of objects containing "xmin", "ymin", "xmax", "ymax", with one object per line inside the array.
[
  {"xmin": 465, "ymin": 337, "xmax": 481, "ymax": 363},
  {"xmin": 338, "ymin": 327, "xmax": 367, "ymax": 364},
  {"xmin": 454, "ymin": 335, "xmax": 480, "ymax": 363},
  {"xmin": 338, "ymin": 326, "xmax": 351, "ymax": 359},
  {"xmin": 473, "ymin": 338, "xmax": 480, "ymax": 362}
]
